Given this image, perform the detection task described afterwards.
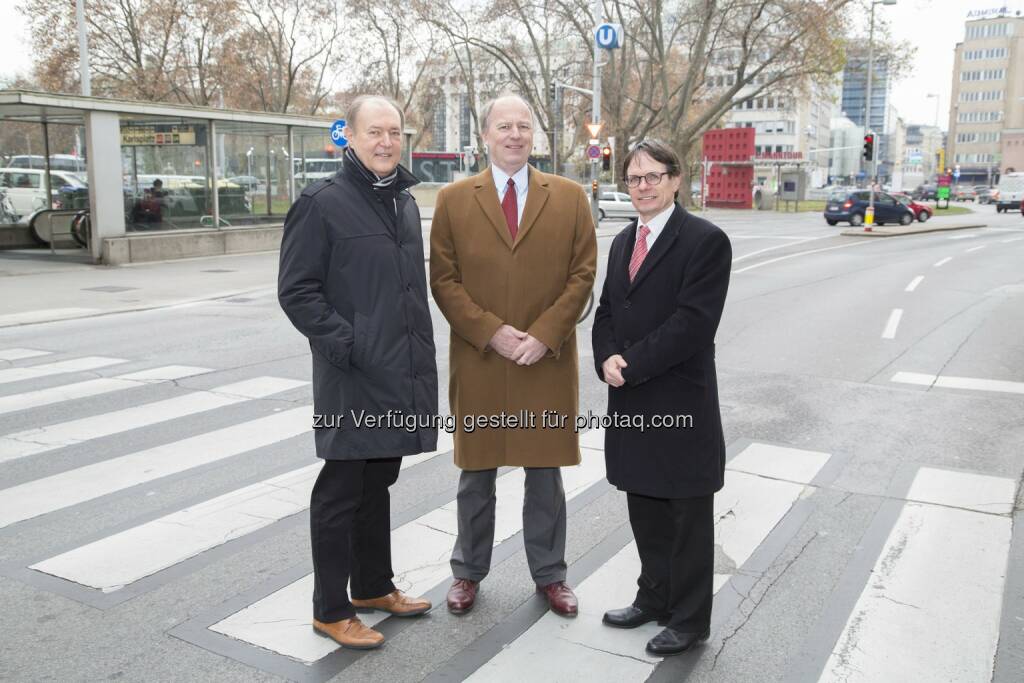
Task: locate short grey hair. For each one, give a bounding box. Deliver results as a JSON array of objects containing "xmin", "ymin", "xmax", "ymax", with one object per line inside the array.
[
  {"xmin": 479, "ymin": 94, "xmax": 535, "ymax": 132},
  {"xmin": 347, "ymin": 95, "xmax": 405, "ymax": 131}
]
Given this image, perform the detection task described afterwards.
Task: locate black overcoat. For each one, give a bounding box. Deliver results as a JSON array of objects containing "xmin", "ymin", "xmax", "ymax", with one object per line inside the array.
[
  {"xmin": 278, "ymin": 161, "xmax": 438, "ymax": 460},
  {"xmin": 592, "ymin": 203, "xmax": 731, "ymax": 498}
]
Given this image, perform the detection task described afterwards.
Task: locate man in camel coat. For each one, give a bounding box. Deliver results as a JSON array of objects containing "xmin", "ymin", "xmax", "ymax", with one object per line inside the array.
[{"xmin": 430, "ymin": 94, "xmax": 597, "ymax": 617}]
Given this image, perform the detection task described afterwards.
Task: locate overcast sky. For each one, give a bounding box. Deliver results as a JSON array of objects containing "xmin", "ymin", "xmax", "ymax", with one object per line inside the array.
[{"xmin": 1, "ymin": 0, "xmax": 1022, "ymax": 131}]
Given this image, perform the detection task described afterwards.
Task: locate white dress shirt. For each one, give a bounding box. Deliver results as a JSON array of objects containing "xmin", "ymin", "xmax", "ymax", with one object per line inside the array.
[
  {"xmin": 636, "ymin": 203, "xmax": 675, "ymax": 252},
  {"xmin": 491, "ymin": 164, "xmax": 530, "ymax": 226}
]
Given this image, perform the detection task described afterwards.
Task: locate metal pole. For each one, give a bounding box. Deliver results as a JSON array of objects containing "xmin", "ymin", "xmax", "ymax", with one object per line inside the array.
[
  {"xmin": 265, "ymin": 136, "xmax": 272, "ymax": 217},
  {"xmin": 287, "ymin": 126, "xmax": 295, "ymax": 204},
  {"xmin": 865, "ymin": 1, "xmax": 876, "ymax": 222},
  {"xmin": 209, "ymin": 120, "xmax": 220, "ymax": 229},
  {"xmin": 589, "ymin": 0, "xmax": 602, "ymax": 225},
  {"xmin": 75, "ymin": 0, "xmax": 91, "ymax": 96},
  {"xmin": 41, "ymin": 121, "xmax": 53, "ymax": 210}
]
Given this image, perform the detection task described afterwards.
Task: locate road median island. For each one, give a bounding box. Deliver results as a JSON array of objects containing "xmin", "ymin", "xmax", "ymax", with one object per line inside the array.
[{"xmin": 840, "ymin": 222, "xmax": 988, "ymax": 237}]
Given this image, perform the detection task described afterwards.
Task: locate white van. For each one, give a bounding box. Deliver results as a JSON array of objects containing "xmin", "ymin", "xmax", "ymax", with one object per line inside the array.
[
  {"xmin": 995, "ymin": 172, "xmax": 1024, "ymax": 213},
  {"xmin": 0, "ymin": 168, "xmax": 88, "ymax": 220}
]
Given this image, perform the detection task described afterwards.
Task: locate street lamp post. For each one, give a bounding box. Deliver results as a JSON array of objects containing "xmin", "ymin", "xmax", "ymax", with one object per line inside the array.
[{"xmin": 864, "ymin": 0, "xmax": 897, "ymax": 228}]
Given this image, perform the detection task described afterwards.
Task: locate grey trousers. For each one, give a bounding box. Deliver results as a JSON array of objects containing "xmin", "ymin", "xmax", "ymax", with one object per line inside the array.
[{"xmin": 450, "ymin": 467, "xmax": 568, "ymax": 585}]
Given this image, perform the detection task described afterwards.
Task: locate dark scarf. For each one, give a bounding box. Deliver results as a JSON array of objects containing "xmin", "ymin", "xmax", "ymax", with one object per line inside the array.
[{"xmin": 344, "ymin": 146, "xmax": 398, "ymax": 188}]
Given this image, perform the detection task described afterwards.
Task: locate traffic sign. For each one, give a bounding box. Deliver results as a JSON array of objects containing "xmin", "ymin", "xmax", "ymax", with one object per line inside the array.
[
  {"xmin": 587, "ymin": 144, "xmax": 602, "ymax": 160},
  {"xmin": 330, "ymin": 119, "xmax": 348, "ymax": 148},
  {"xmin": 585, "ymin": 122, "xmax": 603, "ymax": 138},
  {"xmin": 595, "ymin": 23, "xmax": 623, "ymax": 49}
]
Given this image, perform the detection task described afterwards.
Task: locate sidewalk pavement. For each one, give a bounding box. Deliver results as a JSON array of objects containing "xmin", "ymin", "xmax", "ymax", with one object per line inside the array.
[{"xmin": 0, "ymin": 250, "xmax": 280, "ymax": 329}]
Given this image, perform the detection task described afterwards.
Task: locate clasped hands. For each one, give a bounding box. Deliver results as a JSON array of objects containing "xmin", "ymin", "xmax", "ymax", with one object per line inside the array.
[{"xmin": 489, "ymin": 324, "xmax": 549, "ymax": 366}]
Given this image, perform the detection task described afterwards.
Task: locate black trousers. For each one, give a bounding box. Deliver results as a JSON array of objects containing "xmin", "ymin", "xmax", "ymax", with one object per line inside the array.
[
  {"xmin": 627, "ymin": 492, "xmax": 714, "ymax": 632},
  {"xmin": 310, "ymin": 457, "xmax": 401, "ymax": 622}
]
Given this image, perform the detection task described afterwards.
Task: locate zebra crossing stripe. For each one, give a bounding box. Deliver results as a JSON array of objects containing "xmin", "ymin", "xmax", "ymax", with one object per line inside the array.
[
  {"xmin": 819, "ymin": 467, "xmax": 1015, "ymax": 682},
  {"xmin": 0, "ymin": 348, "xmax": 53, "ymax": 362},
  {"xmin": 464, "ymin": 444, "xmax": 832, "ymax": 680},
  {"xmin": 29, "ymin": 432, "xmax": 455, "ymax": 592},
  {"xmin": 0, "ymin": 377, "xmax": 308, "ymax": 463},
  {"xmin": 0, "ymin": 356, "xmax": 127, "ymax": 386},
  {"xmin": 0, "ymin": 406, "xmax": 312, "ymax": 529},
  {"xmin": 208, "ymin": 448, "xmax": 608, "ymax": 663},
  {"xmin": 0, "ymin": 366, "xmax": 212, "ymax": 416}
]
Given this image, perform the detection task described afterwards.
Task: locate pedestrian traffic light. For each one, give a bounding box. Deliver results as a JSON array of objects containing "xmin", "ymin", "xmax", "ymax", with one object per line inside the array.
[
  {"xmin": 862, "ymin": 134, "xmax": 874, "ymax": 161},
  {"xmin": 602, "ymin": 145, "xmax": 612, "ymax": 171}
]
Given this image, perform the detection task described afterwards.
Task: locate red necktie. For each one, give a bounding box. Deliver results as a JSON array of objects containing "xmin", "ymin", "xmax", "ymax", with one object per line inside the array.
[
  {"xmin": 501, "ymin": 178, "xmax": 518, "ymax": 240},
  {"xmin": 628, "ymin": 225, "xmax": 651, "ymax": 282}
]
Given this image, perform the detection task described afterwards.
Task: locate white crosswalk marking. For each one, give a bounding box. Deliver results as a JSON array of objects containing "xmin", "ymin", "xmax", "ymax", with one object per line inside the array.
[
  {"xmin": 0, "ymin": 406, "xmax": 312, "ymax": 529},
  {"xmin": 0, "ymin": 348, "xmax": 53, "ymax": 362},
  {"xmin": 0, "ymin": 377, "xmax": 308, "ymax": 463},
  {"xmin": 209, "ymin": 448, "xmax": 608, "ymax": 662},
  {"xmin": 466, "ymin": 444, "xmax": 832, "ymax": 680},
  {"xmin": 0, "ymin": 356, "xmax": 126, "ymax": 386},
  {"xmin": 0, "ymin": 366, "xmax": 213, "ymax": 416},
  {"xmin": 820, "ymin": 467, "xmax": 1015, "ymax": 682},
  {"xmin": 30, "ymin": 432, "xmax": 455, "ymax": 592}
]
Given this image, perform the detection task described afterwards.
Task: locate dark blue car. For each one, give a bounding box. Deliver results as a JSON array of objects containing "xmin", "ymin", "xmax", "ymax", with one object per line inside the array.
[{"xmin": 824, "ymin": 190, "xmax": 915, "ymax": 227}]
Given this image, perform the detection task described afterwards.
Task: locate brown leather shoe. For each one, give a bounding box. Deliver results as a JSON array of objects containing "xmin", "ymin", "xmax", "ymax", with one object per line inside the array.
[
  {"xmin": 446, "ymin": 578, "xmax": 479, "ymax": 614},
  {"xmin": 351, "ymin": 590, "xmax": 431, "ymax": 617},
  {"xmin": 537, "ymin": 581, "xmax": 578, "ymax": 617},
  {"xmin": 311, "ymin": 617, "xmax": 384, "ymax": 650}
]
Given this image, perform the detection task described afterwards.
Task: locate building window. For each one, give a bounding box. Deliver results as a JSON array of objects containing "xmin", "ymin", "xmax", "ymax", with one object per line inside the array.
[
  {"xmin": 459, "ymin": 94, "xmax": 471, "ymax": 149},
  {"xmin": 430, "ymin": 95, "xmax": 447, "ymax": 150}
]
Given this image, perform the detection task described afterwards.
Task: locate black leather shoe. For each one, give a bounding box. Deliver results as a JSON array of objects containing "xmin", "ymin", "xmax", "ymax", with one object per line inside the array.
[
  {"xmin": 645, "ymin": 627, "xmax": 711, "ymax": 656},
  {"xmin": 602, "ymin": 605, "xmax": 669, "ymax": 629}
]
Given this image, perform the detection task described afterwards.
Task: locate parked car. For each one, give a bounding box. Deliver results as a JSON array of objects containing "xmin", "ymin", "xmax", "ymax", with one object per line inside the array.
[
  {"xmin": 974, "ymin": 185, "xmax": 996, "ymax": 204},
  {"xmin": 5, "ymin": 154, "xmax": 87, "ymax": 173},
  {"xmin": 995, "ymin": 172, "xmax": 1024, "ymax": 213},
  {"xmin": 0, "ymin": 167, "xmax": 87, "ymax": 220},
  {"xmin": 598, "ymin": 191, "xmax": 636, "ymax": 220},
  {"xmin": 953, "ymin": 185, "xmax": 977, "ymax": 202},
  {"xmin": 891, "ymin": 193, "xmax": 932, "ymax": 222},
  {"xmin": 824, "ymin": 190, "xmax": 915, "ymax": 227}
]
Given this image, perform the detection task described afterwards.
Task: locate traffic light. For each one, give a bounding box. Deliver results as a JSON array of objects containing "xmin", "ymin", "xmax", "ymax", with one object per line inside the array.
[
  {"xmin": 602, "ymin": 145, "xmax": 612, "ymax": 171},
  {"xmin": 862, "ymin": 133, "xmax": 874, "ymax": 161},
  {"xmin": 548, "ymin": 82, "xmax": 556, "ymax": 103}
]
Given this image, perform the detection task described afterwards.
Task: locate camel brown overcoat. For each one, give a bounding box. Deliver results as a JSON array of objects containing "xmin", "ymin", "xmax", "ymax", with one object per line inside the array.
[{"xmin": 430, "ymin": 166, "xmax": 597, "ymax": 470}]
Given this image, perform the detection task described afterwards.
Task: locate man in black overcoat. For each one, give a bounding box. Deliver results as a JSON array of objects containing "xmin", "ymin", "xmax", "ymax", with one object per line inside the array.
[
  {"xmin": 278, "ymin": 95, "xmax": 438, "ymax": 650},
  {"xmin": 592, "ymin": 139, "xmax": 731, "ymax": 657}
]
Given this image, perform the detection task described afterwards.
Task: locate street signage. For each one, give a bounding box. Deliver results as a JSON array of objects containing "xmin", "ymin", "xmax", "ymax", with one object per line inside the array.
[
  {"xmin": 586, "ymin": 144, "xmax": 602, "ymax": 160},
  {"xmin": 595, "ymin": 23, "xmax": 623, "ymax": 49},
  {"xmin": 585, "ymin": 122, "xmax": 603, "ymax": 138},
  {"xmin": 330, "ymin": 119, "xmax": 348, "ymax": 148},
  {"xmin": 121, "ymin": 124, "xmax": 200, "ymax": 146}
]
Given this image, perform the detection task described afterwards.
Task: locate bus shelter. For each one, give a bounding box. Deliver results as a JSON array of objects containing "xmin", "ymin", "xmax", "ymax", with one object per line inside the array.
[{"xmin": 0, "ymin": 90, "xmax": 413, "ymax": 263}]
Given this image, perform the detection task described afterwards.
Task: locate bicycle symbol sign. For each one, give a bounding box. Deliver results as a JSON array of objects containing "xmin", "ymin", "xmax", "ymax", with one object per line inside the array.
[{"xmin": 330, "ymin": 120, "xmax": 348, "ymax": 147}]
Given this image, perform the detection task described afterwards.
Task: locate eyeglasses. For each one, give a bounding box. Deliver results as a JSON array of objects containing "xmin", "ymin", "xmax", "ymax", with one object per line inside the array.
[{"xmin": 624, "ymin": 172, "xmax": 670, "ymax": 188}]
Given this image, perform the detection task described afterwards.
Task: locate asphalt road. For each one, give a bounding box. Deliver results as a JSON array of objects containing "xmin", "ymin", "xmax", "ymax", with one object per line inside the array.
[{"xmin": 0, "ymin": 205, "xmax": 1022, "ymax": 682}]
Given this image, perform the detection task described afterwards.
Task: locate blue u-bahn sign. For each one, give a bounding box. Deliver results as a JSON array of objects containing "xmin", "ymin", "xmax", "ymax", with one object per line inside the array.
[{"xmin": 595, "ymin": 23, "xmax": 623, "ymax": 49}]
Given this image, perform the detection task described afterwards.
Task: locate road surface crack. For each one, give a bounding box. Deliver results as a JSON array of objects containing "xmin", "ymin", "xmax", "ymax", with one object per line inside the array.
[
  {"xmin": 711, "ymin": 531, "xmax": 819, "ymax": 670},
  {"xmin": 556, "ymin": 636, "xmax": 653, "ymax": 665}
]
